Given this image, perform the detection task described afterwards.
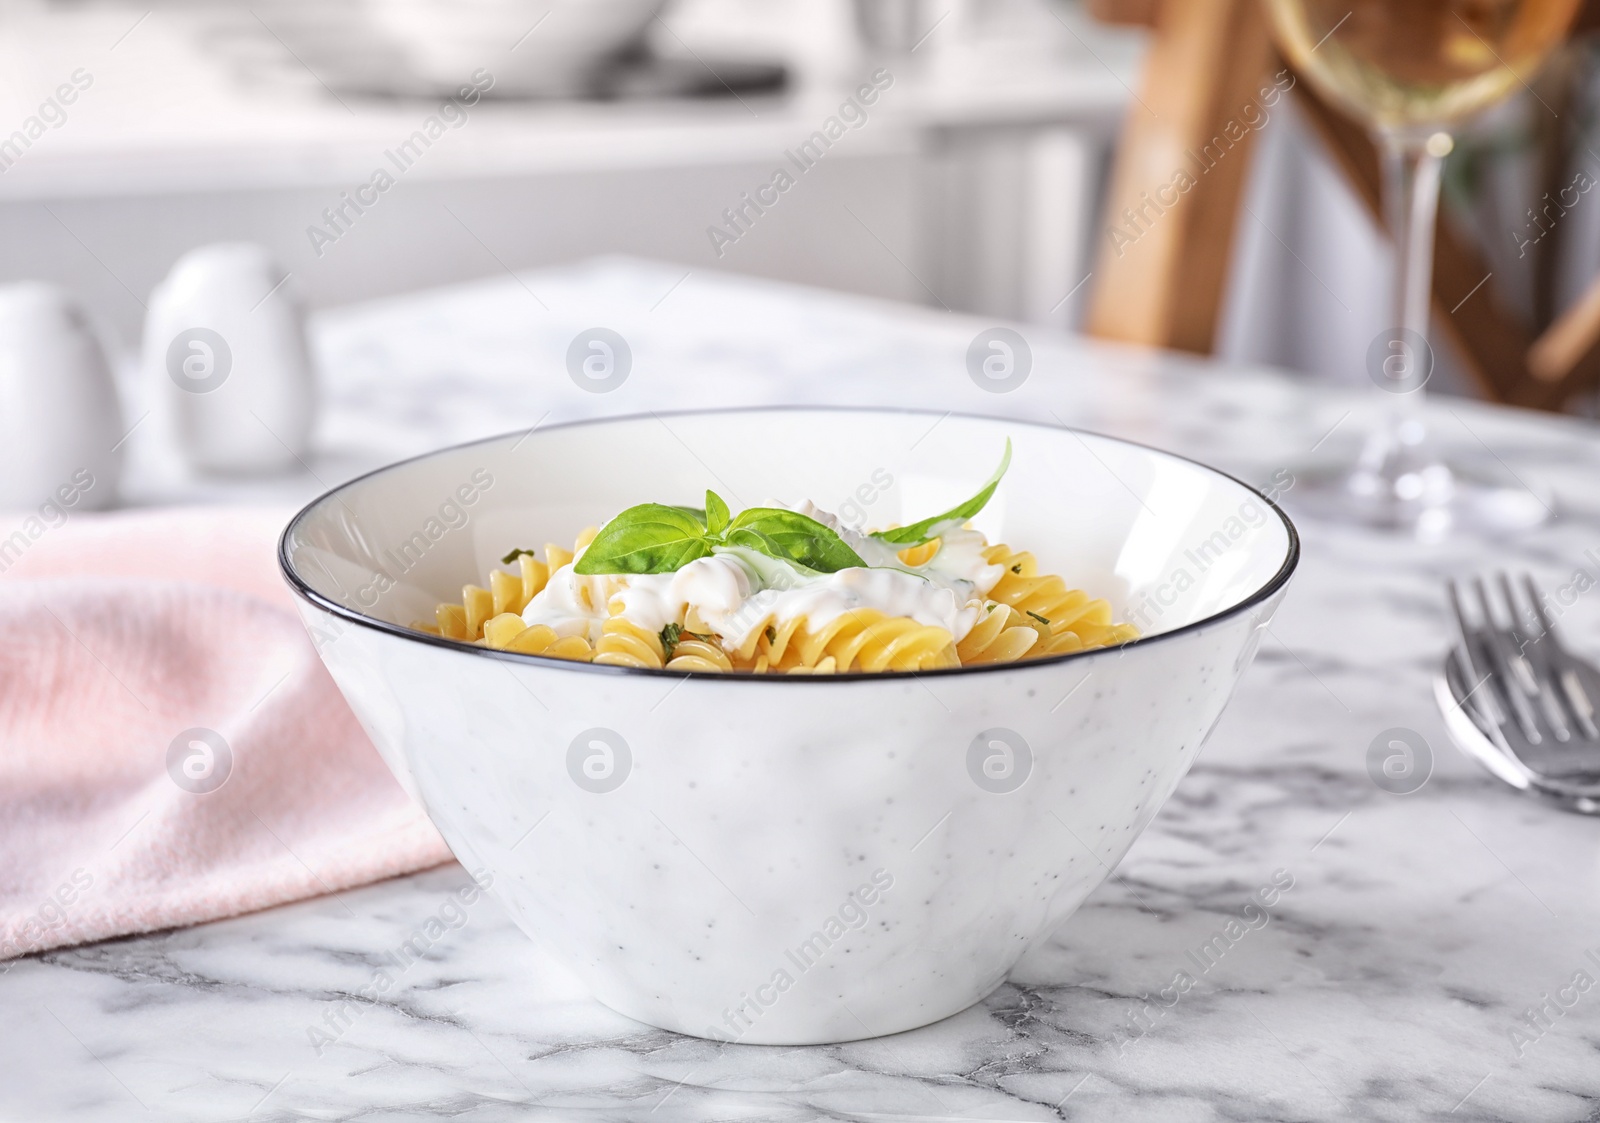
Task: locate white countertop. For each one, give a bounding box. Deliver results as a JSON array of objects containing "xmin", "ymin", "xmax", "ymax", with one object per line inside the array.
[{"xmin": 7, "ymin": 259, "xmax": 1600, "ymax": 1121}]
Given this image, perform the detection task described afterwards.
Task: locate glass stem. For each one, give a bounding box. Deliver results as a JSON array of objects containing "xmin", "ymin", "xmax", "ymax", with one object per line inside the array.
[{"xmin": 1380, "ymin": 131, "xmax": 1445, "ymax": 427}]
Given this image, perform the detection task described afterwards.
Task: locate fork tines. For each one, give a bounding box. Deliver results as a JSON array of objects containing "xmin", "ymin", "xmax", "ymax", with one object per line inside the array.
[{"xmin": 1447, "ymin": 572, "xmax": 1599, "ymax": 751}]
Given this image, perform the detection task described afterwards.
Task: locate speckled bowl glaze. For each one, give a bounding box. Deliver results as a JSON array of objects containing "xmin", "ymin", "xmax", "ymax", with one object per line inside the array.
[{"xmin": 280, "ymin": 408, "xmax": 1298, "ymax": 1044}]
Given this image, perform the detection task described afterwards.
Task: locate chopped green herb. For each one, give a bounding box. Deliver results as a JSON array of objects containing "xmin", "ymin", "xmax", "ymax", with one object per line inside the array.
[
  {"xmin": 1011, "ymin": 564, "xmax": 1022, "ymax": 574},
  {"xmin": 764, "ymin": 624, "xmax": 777, "ymax": 643},
  {"xmin": 659, "ymin": 622, "xmax": 715, "ymax": 661},
  {"xmin": 660, "ymin": 622, "xmax": 683, "ymax": 660},
  {"xmin": 1026, "ymin": 610, "xmax": 1051, "ymax": 626},
  {"xmin": 501, "ymin": 548, "xmax": 538, "ymax": 565}
]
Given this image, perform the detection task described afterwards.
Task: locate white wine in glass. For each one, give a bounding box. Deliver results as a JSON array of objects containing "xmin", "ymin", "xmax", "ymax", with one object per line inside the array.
[{"xmin": 1262, "ymin": 0, "xmax": 1581, "ymax": 536}]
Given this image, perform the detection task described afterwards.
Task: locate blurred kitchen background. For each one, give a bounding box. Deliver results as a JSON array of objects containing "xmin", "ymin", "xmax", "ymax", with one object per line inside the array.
[{"xmin": 4, "ymin": 0, "xmax": 1600, "ymax": 408}]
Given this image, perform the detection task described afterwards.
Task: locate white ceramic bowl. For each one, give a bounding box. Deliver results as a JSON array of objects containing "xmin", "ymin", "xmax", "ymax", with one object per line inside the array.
[
  {"xmin": 242, "ymin": 0, "xmax": 663, "ymax": 98},
  {"xmin": 280, "ymin": 408, "xmax": 1298, "ymax": 1044},
  {"xmin": 367, "ymin": 0, "xmax": 665, "ymax": 97}
]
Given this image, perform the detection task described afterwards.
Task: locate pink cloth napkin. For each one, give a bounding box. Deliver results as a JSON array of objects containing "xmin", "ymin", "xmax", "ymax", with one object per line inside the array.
[{"xmin": 0, "ymin": 506, "xmax": 451, "ymax": 961}]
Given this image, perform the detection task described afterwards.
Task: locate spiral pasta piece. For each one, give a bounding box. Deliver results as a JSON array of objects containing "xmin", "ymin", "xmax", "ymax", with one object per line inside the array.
[
  {"xmin": 483, "ymin": 612, "xmax": 530, "ymax": 648},
  {"xmin": 476, "ymin": 615, "xmax": 593, "ymax": 660},
  {"xmin": 896, "ymin": 538, "xmax": 941, "ymax": 567},
  {"xmin": 504, "ymin": 624, "xmax": 562, "ymax": 655},
  {"xmin": 517, "ymin": 554, "xmax": 550, "ymax": 605},
  {"xmin": 982, "ymin": 544, "xmax": 1134, "ymax": 654},
  {"xmin": 462, "ymin": 585, "xmax": 494, "ymax": 639},
  {"xmin": 787, "ymin": 655, "xmax": 838, "ymax": 675},
  {"xmin": 780, "ymin": 610, "xmax": 958, "ymax": 673},
  {"xmin": 736, "ymin": 614, "xmax": 800, "ymax": 666},
  {"xmin": 545, "ymin": 543, "xmax": 574, "ymax": 572},
  {"xmin": 956, "ymin": 603, "xmax": 1041, "ymax": 665},
  {"xmin": 593, "ymin": 615, "xmax": 666, "ymax": 669},
  {"xmin": 667, "ymin": 637, "xmax": 734, "ymax": 673},
  {"xmin": 546, "ymin": 635, "xmax": 596, "ymax": 660}
]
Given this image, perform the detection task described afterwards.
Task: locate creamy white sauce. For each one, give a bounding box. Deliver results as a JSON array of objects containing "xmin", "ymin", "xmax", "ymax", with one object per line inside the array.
[{"xmin": 520, "ymin": 500, "xmax": 1007, "ymax": 651}]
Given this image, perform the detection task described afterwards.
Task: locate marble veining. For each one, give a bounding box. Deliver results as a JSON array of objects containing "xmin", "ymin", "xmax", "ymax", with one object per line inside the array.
[{"xmin": 7, "ymin": 258, "xmax": 1600, "ymax": 1121}]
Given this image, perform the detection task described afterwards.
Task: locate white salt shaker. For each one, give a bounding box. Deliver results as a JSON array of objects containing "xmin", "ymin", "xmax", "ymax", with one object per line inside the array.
[
  {"xmin": 0, "ymin": 282, "xmax": 122, "ymax": 512},
  {"xmin": 144, "ymin": 244, "xmax": 316, "ymax": 475}
]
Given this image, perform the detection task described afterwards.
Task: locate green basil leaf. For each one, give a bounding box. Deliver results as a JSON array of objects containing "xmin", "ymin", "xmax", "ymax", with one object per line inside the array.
[
  {"xmin": 725, "ymin": 508, "xmax": 866, "ymax": 573},
  {"xmin": 669, "ymin": 506, "xmax": 707, "ymax": 525},
  {"xmin": 573, "ymin": 504, "xmax": 714, "ymax": 574},
  {"xmin": 872, "ymin": 439, "xmax": 1012, "ymax": 546},
  {"xmin": 704, "ymin": 490, "xmax": 730, "ymax": 536}
]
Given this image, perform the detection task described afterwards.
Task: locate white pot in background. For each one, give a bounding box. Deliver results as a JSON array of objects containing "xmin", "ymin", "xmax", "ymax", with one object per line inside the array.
[
  {"xmin": 145, "ymin": 243, "xmax": 316, "ymax": 476},
  {"xmin": 0, "ymin": 282, "xmax": 122, "ymax": 512}
]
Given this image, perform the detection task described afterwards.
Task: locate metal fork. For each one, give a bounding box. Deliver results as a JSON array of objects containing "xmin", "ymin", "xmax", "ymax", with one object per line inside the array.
[{"xmin": 1438, "ymin": 573, "xmax": 1600, "ymax": 813}]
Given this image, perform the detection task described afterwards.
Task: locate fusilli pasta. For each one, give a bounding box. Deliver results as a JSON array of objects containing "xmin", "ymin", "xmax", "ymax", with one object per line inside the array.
[
  {"xmin": 411, "ymin": 520, "xmax": 1136, "ymax": 674},
  {"xmin": 982, "ymin": 544, "xmax": 1140, "ymax": 655}
]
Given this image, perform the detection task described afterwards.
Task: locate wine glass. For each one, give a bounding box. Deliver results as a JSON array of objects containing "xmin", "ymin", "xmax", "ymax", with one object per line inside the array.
[{"xmin": 1263, "ymin": 0, "xmax": 1582, "ymax": 536}]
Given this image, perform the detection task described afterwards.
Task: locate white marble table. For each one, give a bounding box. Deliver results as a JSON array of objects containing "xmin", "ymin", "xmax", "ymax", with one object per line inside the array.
[{"xmin": 8, "ymin": 259, "xmax": 1600, "ymax": 1122}]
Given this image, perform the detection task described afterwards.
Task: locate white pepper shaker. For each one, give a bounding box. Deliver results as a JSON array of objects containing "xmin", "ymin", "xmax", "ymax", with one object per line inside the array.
[
  {"xmin": 0, "ymin": 282, "xmax": 122, "ymax": 512},
  {"xmin": 144, "ymin": 244, "xmax": 316, "ymax": 475}
]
